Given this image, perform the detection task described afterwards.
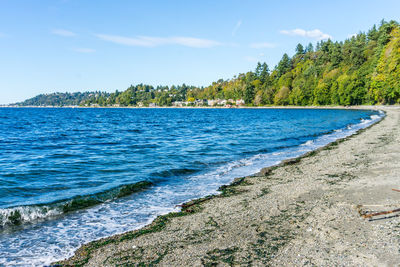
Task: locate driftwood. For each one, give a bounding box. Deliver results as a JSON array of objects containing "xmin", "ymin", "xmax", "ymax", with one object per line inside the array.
[
  {"xmin": 176, "ymin": 196, "xmax": 213, "ymax": 209},
  {"xmin": 363, "ymin": 208, "xmax": 400, "ymax": 218},
  {"xmin": 360, "ymin": 189, "xmax": 400, "ymax": 218}
]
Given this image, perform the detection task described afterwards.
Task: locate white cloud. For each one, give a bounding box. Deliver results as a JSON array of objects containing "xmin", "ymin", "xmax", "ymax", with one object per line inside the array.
[
  {"xmin": 249, "ymin": 42, "xmax": 276, "ymax": 49},
  {"xmin": 95, "ymin": 34, "xmax": 221, "ymax": 48},
  {"xmin": 52, "ymin": 29, "xmax": 76, "ymax": 37},
  {"xmin": 73, "ymin": 48, "xmax": 95, "ymax": 53},
  {"xmin": 280, "ymin": 28, "xmax": 332, "ymax": 40},
  {"xmin": 348, "ymin": 33, "xmax": 357, "ymax": 38},
  {"xmin": 232, "ymin": 20, "xmax": 242, "ymax": 36}
]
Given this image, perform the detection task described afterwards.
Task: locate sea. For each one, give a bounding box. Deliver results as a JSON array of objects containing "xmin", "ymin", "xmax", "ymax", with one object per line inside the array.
[{"xmin": 0, "ymin": 107, "xmax": 383, "ymax": 266}]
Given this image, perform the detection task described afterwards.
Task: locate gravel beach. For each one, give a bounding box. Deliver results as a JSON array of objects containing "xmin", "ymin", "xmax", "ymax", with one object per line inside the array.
[{"xmin": 56, "ymin": 106, "xmax": 400, "ymax": 266}]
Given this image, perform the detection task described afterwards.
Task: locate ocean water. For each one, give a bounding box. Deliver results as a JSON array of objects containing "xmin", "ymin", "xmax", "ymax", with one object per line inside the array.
[{"xmin": 0, "ymin": 107, "xmax": 383, "ymax": 265}]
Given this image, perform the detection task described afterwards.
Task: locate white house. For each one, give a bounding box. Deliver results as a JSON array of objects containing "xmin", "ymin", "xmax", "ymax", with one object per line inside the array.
[
  {"xmin": 236, "ymin": 99, "xmax": 245, "ymax": 106},
  {"xmin": 219, "ymin": 99, "xmax": 227, "ymax": 105},
  {"xmin": 207, "ymin": 99, "xmax": 217, "ymax": 106},
  {"xmin": 172, "ymin": 101, "xmax": 184, "ymax": 107}
]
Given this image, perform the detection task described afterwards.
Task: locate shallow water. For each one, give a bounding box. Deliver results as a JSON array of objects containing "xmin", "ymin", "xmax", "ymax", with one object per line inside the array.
[{"xmin": 0, "ymin": 108, "xmax": 383, "ymax": 265}]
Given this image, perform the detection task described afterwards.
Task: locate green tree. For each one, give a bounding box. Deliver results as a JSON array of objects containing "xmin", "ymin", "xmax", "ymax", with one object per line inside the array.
[
  {"xmin": 305, "ymin": 43, "xmax": 314, "ymax": 53},
  {"xmin": 295, "ymin": 43, "xmax": 304, "ymax": 55},
  {"xmin": 276, "ymin": 53, "xmax": 291, "ymax": 78},
  {"xmin": 244, "ymin": 84, "xmax": 255, "ymax": 105}
]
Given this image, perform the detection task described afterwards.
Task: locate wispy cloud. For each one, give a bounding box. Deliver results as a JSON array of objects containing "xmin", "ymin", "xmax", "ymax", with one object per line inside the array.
[
  {"xmin": 232, "ymin": 20, "xmax": 242, "ymax": 36},
  {"xmin": 52, "ymin": 29, "xmax": 76, "ymax": 37},
  {"xmin": 280, "ymin": 28, "xmax": 332, "ymax": 40},
  {"xmin": 72, "ymin": 48, "xmax": 95, "ymax": 53},
  {"xmin": 95, "ymin": 34, "xmax": 222, "ymax": 48},
  {"xmin": 249, "ymin": 42, "xmax": 276, "ymax": 49}
]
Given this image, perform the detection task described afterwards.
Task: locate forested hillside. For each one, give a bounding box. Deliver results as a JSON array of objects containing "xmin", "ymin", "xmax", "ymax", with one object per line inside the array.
[
  {"xmin": 16, "ymin": 92, "xmax": 111, "ymax": 106},
  {"xmin": 16, "ymin": 20, "xmax": 400, "ymax": 107}
]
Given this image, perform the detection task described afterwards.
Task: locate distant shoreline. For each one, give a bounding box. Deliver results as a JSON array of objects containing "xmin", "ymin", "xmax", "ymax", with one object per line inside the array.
[{"xmin": 0, "ymin": 105, "xmax": 389, "ymax": 110}]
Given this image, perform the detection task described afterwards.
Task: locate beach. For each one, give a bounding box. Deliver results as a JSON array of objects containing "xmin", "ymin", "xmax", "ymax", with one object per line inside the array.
[{"xmin": 56, "ymin": 106, "xmax": 400, "ymax": 266}]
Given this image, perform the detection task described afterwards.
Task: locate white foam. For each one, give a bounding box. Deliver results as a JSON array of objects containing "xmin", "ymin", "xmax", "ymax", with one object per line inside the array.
[{"xmin": 0, "ymin": 206, "xmax": 62, "ymax": 227}]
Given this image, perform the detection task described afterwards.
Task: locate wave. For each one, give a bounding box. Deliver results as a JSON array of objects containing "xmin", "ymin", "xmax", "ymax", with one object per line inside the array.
[
  {"xmin": 151, "ymin": 168, "xmax": 200, "ymax": 178},
  {"xmin": 0, "ymin": 180, "xmax": 152, "ymax": 229},
  {"xmin": 208, "ymin": 110, "xmax": 385, "ymax": 181},
  {"xmin": 299, "ymin": 111, "xmax": 384, "ymax": 149}
]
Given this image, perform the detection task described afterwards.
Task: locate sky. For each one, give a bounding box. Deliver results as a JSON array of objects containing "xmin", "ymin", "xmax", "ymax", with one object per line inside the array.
[{"xmin": 0, "ymin": 0, "xmax": 399, "ymax": 104}]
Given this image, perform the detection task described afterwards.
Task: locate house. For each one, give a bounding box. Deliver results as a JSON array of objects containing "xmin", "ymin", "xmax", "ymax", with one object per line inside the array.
[
  {"xmin": 236, "ymin": 99, "xmax": 245, "ymax": 106},
  {"xmin": 149, "ymin": 103, "xmax": 157, "ymax": 107},
  {"xmin": 172, "ymin": 101, "xmax": 184, "ymax": 107},
  {"xmin": 219, "ymin": 99, "xmax": 227, "ymax": 105},
  {"xmin": 207, "ymin": 99, "xmax": 217, "ymax": 106},
  {"xmin": 195, "ymin": 99, "xmax": 204, "ymax": 106}
]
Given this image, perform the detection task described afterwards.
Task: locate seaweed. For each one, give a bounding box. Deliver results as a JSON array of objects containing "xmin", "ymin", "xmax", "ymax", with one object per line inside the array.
[
  {"xmin": 201, "ymin": 247, "xmax": 239, "ymax": 266},
  {"xmin": 8, "ymin": 210, "xmax": 22, "ymax": 225}
]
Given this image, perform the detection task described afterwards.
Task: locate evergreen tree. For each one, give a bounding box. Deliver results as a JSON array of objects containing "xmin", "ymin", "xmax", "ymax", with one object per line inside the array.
[
  {"xmin": 276, "ymin": 53, "xmax": 291, "ymax": 78},
  {"xmin": 305, "ymin": 43, "xmax": 314, "ymax": 53},
  {"xmin": 295, "ymin": 43, "xmax": 304, "ymax": 55}
]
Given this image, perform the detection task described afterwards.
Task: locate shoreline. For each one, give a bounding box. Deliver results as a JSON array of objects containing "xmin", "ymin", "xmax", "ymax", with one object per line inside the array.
[
  {"xmin": 54, "ymin": 106, "xmax": 400, "ymax": 266},
  {"xmin": 0, "ymin": 105, "xmax": 392, "ymax": 110}
]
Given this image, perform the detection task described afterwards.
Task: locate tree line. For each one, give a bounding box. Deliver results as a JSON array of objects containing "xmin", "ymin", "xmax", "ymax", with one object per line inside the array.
[{"xmin": 16, "ymin": 20, "xmax": 400, "ymax": 107}]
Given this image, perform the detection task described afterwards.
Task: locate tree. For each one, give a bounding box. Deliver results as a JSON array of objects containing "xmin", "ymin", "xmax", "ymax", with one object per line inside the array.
[
  {"xmin": 368, "ymin": 24, "xmax": 378, "ymax": 41},
  {"xmin": 295, "ymin": 43, "xmax": 304, "ymax": 55},
  {"xmin": 244, "ymin": 83, "xmax": 255, "ymax": 105},
  {"xmin": 255, "ymin": 62, "xmax": 263, "ymax": 78},
  {"xmin": 305, "ymin": 43, "xmax": 314, "ymax": 53},
  {"xmin": 330, "ymin": 42, "xmax": 342, "ymax": 67},
  {"xmin": 274, "ymin": 86, "xmax": 290, "ymax": 105},
  {"xmin": 276, "ymin": 53, "xmax": 291, "ymax": 78},
  {"xmin": 260, "ymin": 63, "xmax": 270, "ymax": 85}
]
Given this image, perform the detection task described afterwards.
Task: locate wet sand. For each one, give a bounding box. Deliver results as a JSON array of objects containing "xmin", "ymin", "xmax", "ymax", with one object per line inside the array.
[{"xmin": 56, "ymin": 106, "xmax": 400, "ymax": 266}]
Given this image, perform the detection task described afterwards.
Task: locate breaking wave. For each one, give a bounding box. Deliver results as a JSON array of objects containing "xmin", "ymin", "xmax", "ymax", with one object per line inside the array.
[{"xmin": 0, "ymin": 181, "xmax": 152, "ymax": 228}]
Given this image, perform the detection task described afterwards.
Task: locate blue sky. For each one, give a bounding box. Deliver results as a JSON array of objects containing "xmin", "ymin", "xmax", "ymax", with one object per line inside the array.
[{"xmin": 0, "ymin": 0, "xmax": 399, "ymax": 104}]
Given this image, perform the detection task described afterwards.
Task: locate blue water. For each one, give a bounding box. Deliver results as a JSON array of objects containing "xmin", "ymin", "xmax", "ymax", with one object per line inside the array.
[{"xmin": 0, "ymin": 108, "xmax": 383, "ymax": 265}]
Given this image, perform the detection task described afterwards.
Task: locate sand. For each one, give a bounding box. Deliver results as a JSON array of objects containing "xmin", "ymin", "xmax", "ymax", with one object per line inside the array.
[{"xmin": 56, "ymin": 106, "xmax": 400, "ymax": 266}]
